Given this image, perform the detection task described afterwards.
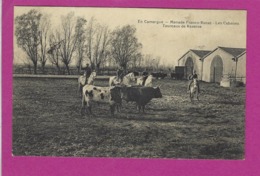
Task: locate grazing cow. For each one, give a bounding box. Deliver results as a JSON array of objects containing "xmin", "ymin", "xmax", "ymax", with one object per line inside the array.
[
  {"xmin": 136, "ymin": 75, "xmax": 153, "ymax": 87},
  {"xmin": 120, "ymin": 86, "xmax": 162, "ymax": 112},
  {"xmin": 81, "ymin": 85, "xmax": 122, "ymax": 116}
]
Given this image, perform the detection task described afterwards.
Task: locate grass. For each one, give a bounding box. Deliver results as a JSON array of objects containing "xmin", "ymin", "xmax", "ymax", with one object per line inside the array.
[{"xmin": 13, "ymin": 77, "xmax": 245, "ymax": 159}]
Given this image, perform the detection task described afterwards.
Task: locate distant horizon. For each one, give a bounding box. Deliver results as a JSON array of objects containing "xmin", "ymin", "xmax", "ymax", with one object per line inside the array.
[{"xmin": 14, "ymin": 7, "xmax": 246, "ymax": 67}]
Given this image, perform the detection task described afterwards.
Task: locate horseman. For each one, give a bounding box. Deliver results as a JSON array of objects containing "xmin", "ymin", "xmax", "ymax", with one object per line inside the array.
[
  {"xmin": 116, "ymin": 68, "xmax": 124, "ymax": 83},
  {"xmin": 188, "ymin": 70, "xmax": 200, "ymax": 93},
  {"xmin": 142, "ymin": 69, "xmax": 149, "ymax": 86},
  {"xmin": 82, "ymin": 63, "xmax": 92, "ymax": 85}
]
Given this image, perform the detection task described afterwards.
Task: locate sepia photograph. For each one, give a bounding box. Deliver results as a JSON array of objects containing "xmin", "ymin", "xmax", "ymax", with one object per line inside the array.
[{"xmin": 13, "ymin": 7, "xmax": 246, "ymax": 159}]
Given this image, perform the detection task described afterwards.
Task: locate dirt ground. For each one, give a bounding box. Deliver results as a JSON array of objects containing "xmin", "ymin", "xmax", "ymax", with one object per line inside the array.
[{"xmin": 13, "ymin": 77, "xmax": 245, "ymax": 159}]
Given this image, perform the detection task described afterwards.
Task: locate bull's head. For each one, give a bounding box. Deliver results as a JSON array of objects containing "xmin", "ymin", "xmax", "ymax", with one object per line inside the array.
[{"xmin": 110, "ymin": 86, "xmax": 122, "ymax": 102}]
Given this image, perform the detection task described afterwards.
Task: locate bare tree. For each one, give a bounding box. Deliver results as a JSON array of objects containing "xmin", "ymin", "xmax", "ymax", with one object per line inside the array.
[
  {"xmin": 48, "ymin": 32, "xmax": 62, "ymax": 74},
  {"xmin": 110, "ymin": 25, "xmax": 142, "ymax": 72},
  {"xmin": 129, "ymin": 52, "xmax": 142, "ymax": 69},
  {"xmin": 75, "ymin": 17, "xmax": 87, "ymax": 74},
  {"xmin": 58, "ymin": 12, "xmax": 78, "ymax": 75},
  {"xmin": 85, "ymin": 17, "xmax": 110, "ymax": 73},
  {"xmin": 39, "ymin": 14, "xmax": 51, "ymax": 74},
  {"xmin": 93, "ymin": 24, "xmax": 110, "ymax": 73},
  {"xmin": 142, "ymin": 54, "xmax": 161, "ymax": 71},
  {"xmin": 15, "ymin": 9, "xmax": 42, "ymax": 74},
  {"xmin": 85, "ymin": 17, "xmax": 95, "ymax": 69}
]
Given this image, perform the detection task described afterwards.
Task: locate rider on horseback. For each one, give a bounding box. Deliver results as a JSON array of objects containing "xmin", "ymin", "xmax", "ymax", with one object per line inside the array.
[
  {"xmin": 82, "ymin": 63, "xmax": 92, "ymax": 85},
  {"xmin": 117, "ymin": 68, "xmax": 124, "ymax": 83},
  {"xmin": 188, "ymin": 70, "xmax": 200, "ymax": 93},
  {"xmin": 142, "ymin": 69, "xmax": 149, "ymax": 86}
]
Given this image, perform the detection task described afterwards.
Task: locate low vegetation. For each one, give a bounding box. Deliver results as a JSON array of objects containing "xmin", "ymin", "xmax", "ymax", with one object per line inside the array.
[{"xmin": 13, "ymin": 78, "xmax": 245, "ymax": 159}]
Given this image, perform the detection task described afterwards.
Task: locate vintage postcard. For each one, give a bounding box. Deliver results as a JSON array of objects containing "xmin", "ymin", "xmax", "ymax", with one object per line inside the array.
[
  {"xmin": 4, "ymin": 1, "xmax": 260, "ymax": 176},
  {"xmin": 12, "ymin": 7, "xmax": 246, "ymax": 159}
]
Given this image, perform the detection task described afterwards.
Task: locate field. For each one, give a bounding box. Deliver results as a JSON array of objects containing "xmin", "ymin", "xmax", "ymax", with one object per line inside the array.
[{"xmin": 13, "ymin": 77, "xmax": 245, "ymax": 159}]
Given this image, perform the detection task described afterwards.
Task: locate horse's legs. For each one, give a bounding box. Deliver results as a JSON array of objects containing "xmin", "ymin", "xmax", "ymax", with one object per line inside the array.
[
  {"xmin": 81, "ymin": 103, "xmax": 85, "ymax": 116},
  {"xmin": 78, "ymin": 84, "xmax": 82, "ymax": 96},
  {"xmin": 142, "ymin": 105, "xmax": 146, "ymax": 113},
  {"xmin": 81, "ymin": 96, "xmax": 86, "ymax": 115},
  {"xmin": 190, "ymin": 90, "xmax": 193, "ymax": 102},
  {"xmin": 138, "ymin": 105, "xmax": 141, "ymax": 113}
]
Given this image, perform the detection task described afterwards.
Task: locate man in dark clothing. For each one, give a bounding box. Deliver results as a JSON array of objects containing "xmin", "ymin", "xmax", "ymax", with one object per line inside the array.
[
  {"xmin": 187, "ymin": 70, "xmax": 200, "ymax": 93},
  {"xmin": 142, "ymin": 70, "xmax": 149, "ymax": 86},
  {"xmin": 117, "ymin": 69, "xmax": 124, "ymax": 82},
  {"xmin": 82, "ymin": 63, "xmax": 92, "ymax": 85}
]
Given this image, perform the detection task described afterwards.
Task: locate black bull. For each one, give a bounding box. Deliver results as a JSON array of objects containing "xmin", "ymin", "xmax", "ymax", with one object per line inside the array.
[{"xmin": 120, "ymin": 86, "xmax": 163, "ymax": 112}]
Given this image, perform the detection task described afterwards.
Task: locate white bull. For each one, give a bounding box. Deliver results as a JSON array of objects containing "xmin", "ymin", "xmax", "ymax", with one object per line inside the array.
[{"xmin": 81, "ymin": 85, "xmax": 122, "ymax": 116}]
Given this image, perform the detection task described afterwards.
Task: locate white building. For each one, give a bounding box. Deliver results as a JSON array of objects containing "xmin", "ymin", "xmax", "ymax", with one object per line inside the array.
[
  {"xmin": 177, "ymin": 47, "xmax": 246, "ymax": 83},
  {"xmin": 177, "ymin": 49, "xmax": 211, "ymax": 80},
  {"xmin": 201, "ymin": 47, "xmax": 246, "ymax": 83}
]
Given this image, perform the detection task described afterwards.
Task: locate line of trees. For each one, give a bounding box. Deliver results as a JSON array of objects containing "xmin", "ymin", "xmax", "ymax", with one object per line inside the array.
[{"xmin": 15, "ymin": 9, "xmax": 168, "ymax": 75}]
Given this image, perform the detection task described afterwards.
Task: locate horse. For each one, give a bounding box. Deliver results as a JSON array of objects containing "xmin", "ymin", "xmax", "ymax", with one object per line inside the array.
[
  {"xmin": 78, "ymin": 71, "xmax": 97, "ymax": 95},
  {"xmin": 109, "ymin": 72, "xmax": 136, "ymax": 87},
  {"xmin": 189, "ymin": 78, "xmax": 199, "ymax": 102},
  {"xmin": 136, "ymin": 75, "xmax": 153, "ymax": 87}
]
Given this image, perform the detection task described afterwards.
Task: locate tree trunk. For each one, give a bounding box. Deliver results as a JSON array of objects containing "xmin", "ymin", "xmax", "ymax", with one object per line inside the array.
[
  {"xmin": 77, "ymin": 65, "xmax": 80, "ymax": 74},
  {"xmin": 65, "ymin": 64, "xmax": 71, "ymax": 75},
  {"xmin": 96, "ymin": 63, "xmax": 100, "ymax": 74},
  {"xmin": 33, "ymin": 62, "xmax": 37, "ymax": 74},
  {"xmin": 56, "ymin": 64, "xmax": 61, "ymax": 75},
  {"xmin": 41, "ymin": 63, "xmax": 46, "ymax": 74},
  {"xmin": 122, "ymin": 64, "xmax": 127, "ymax": 74}
]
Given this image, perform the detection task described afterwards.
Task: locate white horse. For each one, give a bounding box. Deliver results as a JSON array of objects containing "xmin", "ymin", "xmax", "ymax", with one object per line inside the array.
[
  {"xmin": 136, "ymin": 75, "xmax": 153, "ymax": 87},
  {"xmin": 109, "ymin": 72, "xmax": 136, "ymax": 87},
  {"xmin": 189, "ymin": 78, "xmax": 199, "ymax": 102},
  {"xmin": 78, "ymin": 71, "xmax": 97, "ymax": 95}
]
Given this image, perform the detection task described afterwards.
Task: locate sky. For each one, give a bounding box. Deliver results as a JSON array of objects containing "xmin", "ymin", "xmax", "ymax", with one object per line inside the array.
[{"xmin": 14, "ymin": 7, "xmax": 246, "ymax": 67}]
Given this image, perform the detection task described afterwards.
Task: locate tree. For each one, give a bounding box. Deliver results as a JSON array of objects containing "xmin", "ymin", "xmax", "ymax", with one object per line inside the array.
[
  {"xmin": 142, "ymin": 54, "xmax": 161, "ymax": 71},
  {"xmin": 85, "ymin": 17, "xmax": 110, "ymax": 73},
  {"xmin": 93, "ymin": 24, "xmax": 110, "ymax": 73},
  {"xmin": 39, "ymin": 14, "xmax": 51, "ymax": 73},
  {"xmin": 129, "ymin": 52, "xmax": 142, "ymax": 69},
  {"xmin": 85, "ymin": 17, "xmax": 95, "ymax": 69},
  {"xmin": 110, "ymin": 25, "xmax": 142, "ymax": 72},
  {"xmin": 75, "ymin": 17, "xmax": 87, "ymax": 74},
  {"xmin": 15, "ymin": 9, "xmax": 42, "ymax": 74},
  {"xmin": 58, "ymin": 12, "xmax": 78, "ymax": 75},
  {"xmin": 48, "ymin": 32, "xmax": 62, "ymax": 74}
]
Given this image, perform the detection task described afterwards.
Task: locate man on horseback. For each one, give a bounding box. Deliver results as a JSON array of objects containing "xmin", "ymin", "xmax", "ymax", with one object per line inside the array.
[
  {"xmin": 142, "ymin": 69, "xmax": 149, "ymax": 86},
  {"xmin": 188, "ymin": 70, "xmax": 200, "ymax": 93},
  {"xmin": 82, "ymin": 63, "xmax": 92, "ymax": 85},
  {"xmin": 116, "ymin": 68, "xmax": 124, "ymax": 83}
]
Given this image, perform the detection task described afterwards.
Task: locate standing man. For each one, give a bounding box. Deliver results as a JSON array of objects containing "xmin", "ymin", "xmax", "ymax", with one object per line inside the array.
[{"xmin": 82, "ymin": 63, "xmax": 92, "ymax": 85}]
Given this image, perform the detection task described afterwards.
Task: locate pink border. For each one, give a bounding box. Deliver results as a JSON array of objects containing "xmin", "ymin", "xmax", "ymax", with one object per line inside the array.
[{"xmin": 3, "ymin": 0, "xmax": 260, "ymax": 175}]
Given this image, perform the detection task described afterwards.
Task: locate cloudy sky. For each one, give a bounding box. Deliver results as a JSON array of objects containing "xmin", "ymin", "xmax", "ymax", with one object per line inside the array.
[{"xmin": 14, "ymin": 7, "xmax": 246, "ymax": 67}]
